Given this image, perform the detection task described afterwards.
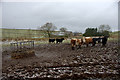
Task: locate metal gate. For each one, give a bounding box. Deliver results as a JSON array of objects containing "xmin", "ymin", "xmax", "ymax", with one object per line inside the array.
[{"xmin": 10, "ymin": 41, "xmax": 34, "ymax": 50}]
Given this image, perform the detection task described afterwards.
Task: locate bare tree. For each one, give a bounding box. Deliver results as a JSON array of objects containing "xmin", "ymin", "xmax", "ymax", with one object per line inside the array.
[
  {"xmin": 60, "ymin": 27, "xmax": 67, "ymax": 32},
  {"xmin": 98, "ymin": 24, "xmax": 111, "ymax": 32},
  {"xmin": 39, "ymin": 22, "xmax": 57, "ymax": 38},
  {"xmin": 98, "ymin": 24, "xmax": 111, "ymax": 37}
]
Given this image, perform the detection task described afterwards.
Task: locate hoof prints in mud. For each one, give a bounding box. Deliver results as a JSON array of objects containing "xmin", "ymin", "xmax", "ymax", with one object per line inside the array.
[{"xmin": 2, "ymin": 62, "xmax": 119, "ymax": 79}]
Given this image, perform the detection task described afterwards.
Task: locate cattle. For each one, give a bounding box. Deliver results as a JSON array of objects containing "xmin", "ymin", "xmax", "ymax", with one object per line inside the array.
[
  {"xmin": 76, "ymin": 39, "xmax": 83, "ymax": 49},
  {"xmin": 98, "ymin": 37, "xmax": 102, "ymax": 43},
  {"xmin": 71, "ymin": 36, "xmax": 108, "ymax": 50},
  {"xmin": 82, "ymin": 37, "xmax": 93, "ymax": 47},
  {"xmin": 101, "ymin": 36, "xmax": 108, "ymax": 46},
  {"xmin": 71, "ymin": 37, "xmax": 99, "ymax": 50},
  {"xmin": 92, "ymin": 37, "xmax": 102, "ymax": 46},
  {"xmin": 92, "ymin": 36, "xmax": 109, "ymax": 47},
  {"xmin": 49, "ymin": 39, "xmax": 55, "ymax": 43},
  {"xmin": 82, "ymin": 37, "xmax": 104, "ymax": 47},
  {"xmin": 56, "ymin": 38, "xmax": 64, "ymax": 43},
  {"xmin": 71, "ymin": 38, "xmax": 83, "ymax": 50},
  {"xmin": 71, "ymin": 39, "xmax": 77, "ymax": 50}
]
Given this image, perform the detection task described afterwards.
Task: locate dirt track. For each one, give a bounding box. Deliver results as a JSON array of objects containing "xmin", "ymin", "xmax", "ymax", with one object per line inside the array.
[{"xmin": 2, "ymin": 41, "xmax": 120, "ymax": 79}]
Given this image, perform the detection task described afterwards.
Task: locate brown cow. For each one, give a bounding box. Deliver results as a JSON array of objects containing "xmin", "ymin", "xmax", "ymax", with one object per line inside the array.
[
  {"xmin": 82, "ymin": 37, "xmax": 94, "ymax": 47},
  {"xmin": 71, "ymin": 37, "xmax": 97, "ymax": 50},
  {"xmin": 71, "ymin": 38, "xmax": 83, "ymax": 50}
]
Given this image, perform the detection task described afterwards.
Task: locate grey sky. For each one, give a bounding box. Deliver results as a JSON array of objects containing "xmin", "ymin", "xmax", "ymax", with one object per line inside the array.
[{"xmin": 1, "ymin": 0, "xmax": 119, "ymax": 33}]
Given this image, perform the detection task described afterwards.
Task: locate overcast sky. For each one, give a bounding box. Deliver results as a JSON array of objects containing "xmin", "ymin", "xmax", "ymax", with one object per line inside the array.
[{"xmin": 1, "ymin": 0, "xmax": 119, "ymax": 33}]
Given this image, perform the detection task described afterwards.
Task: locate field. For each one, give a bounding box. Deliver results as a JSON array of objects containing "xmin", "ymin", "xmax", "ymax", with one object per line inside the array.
[
  {"xmin": 1, "ymin": 28, "xmax": 47, "ymax": 39},
  {"xmin": 1, "ymin": 29, "xmax": 120, "ymax": 79},
  {"xmin": 109, "ymin": 31, "xmax": 119, "ymax": 41},
  {"xmin": 1, "ymin": 28, "xmax": 65, "ymax": 40}
]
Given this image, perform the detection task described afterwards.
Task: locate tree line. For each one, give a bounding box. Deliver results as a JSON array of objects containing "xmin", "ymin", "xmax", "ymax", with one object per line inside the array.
[
  {"xmin": 38, "ymin": 22, "xmax": 111, "ymax": 38},
  {"xmin": 83, "ymin": 25, "xmax": 111, "ymax": 37}
]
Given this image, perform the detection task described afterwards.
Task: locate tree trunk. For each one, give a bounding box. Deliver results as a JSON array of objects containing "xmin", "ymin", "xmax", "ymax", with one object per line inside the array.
[{"xmin": 47, "ymin": 31, "xmax": 50, "ymax": 38}]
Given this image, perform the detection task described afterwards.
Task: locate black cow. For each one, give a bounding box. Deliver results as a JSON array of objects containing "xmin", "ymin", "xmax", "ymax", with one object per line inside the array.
[
  {"xmin": 56, "ymin": 38, "xmax": 64, "ymax": 43},
  {"xmin": 49, "ymin": 39, "xmax": 55, "ymax": 43},
  {"xmin": 101, "ymin": 36, "xmax": 108, "ymax": 46},
  {"xmin": 97, "ymin": 37, "xmax": 102, "ymax": 43},
  {"xmin": 92, "ymin": 37, "xmax": 102, "ymax": 46},
  {"xmin": 92, "ymin": 38, "xmax": 98, "ymax": 46}
]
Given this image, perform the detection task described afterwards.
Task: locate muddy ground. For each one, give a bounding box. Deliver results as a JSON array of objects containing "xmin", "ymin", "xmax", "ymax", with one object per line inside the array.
[{"xmin": 2, "ymin": 41, "xmax": 120, "ymax": 79}]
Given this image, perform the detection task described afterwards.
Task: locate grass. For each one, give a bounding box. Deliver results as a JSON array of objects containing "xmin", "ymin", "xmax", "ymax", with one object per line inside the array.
[
  {"xmin": 1, "ymin": 28, "xmax": 67, "ymax": 40},
  {"xmin": 108, "ymin": 31, "xmax": 119, "ymax": 42},
  {"xmin": 1, "ymin": 28, "xmax": 46, "ymax": 39}
]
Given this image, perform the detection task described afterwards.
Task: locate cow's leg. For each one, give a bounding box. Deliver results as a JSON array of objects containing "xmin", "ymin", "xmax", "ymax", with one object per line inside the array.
[
  {"xmin": 72, "ymin": 46, "xmax": 74, "ymax": 50},
  {"xmin": 92, "ymin": 42, "xmax": 95, "ymax": 46},
  {"xmin": 76, "ymin": 45, "xmax": 79, "ymax": 49},
  {"xmin": 93, "ymin": 43, "xmax": 95, "ymax": 46},
  {"xmin": 86, "ymin": 44, "xmax": 88, "ymax": 47},
  {"xmin": 72, "ymin": 44, "xmax": 75, "ymax": 50},
  {"xmin": 79, "ymin": 45, "xmax": 81, "ymax": 49},
  {"xmin": 76, "ymin": 43, "xmax": 81, "ymax": 49},
  {"xmin": 56, "ymin": 41, "xmax": 58, "ymax": 44},
  {"xmin": 72, "ymin": 45, "xmax": 75, "ymax": 50},
  {"xmin": 102, "ymin": 42, "xmax": 106, "ymax": 47}
]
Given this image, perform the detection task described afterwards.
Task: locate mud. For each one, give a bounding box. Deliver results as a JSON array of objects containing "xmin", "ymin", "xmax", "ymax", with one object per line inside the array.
[{"xmin": 2, "ymin": 42, "xmax": 120, "ymax": 79}]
